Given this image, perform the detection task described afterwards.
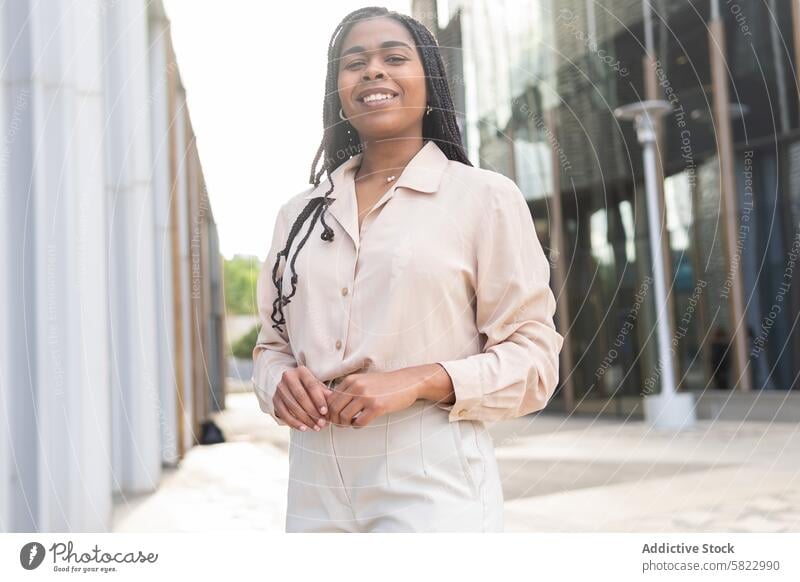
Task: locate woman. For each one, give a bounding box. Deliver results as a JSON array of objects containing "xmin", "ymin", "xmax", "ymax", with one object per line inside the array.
[{"xmin": 252, "ymin": 6, "xmax": 563, "ymax": 532}]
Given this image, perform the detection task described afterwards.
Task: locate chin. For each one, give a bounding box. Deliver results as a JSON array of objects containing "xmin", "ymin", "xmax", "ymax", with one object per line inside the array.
[{"xmin": 355, "ymin": 117, "xmax": 409, "ymax": 139}]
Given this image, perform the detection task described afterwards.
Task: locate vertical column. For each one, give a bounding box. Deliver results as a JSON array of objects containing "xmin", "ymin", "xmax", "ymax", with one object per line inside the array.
[
  {"xmin": 22, "ymin": 0, "xmax": 112, "ymax": 531},
  {"xmin": 30, "ymin": 0, "xmax": 74, "ymax": 530},
  {"xmin": 68, "ymin": 0, "xmax": 113, "ymax": 531},
  {"xmin": 460, "ymin": 2, "xmax": 480, "ymax": 162},
  {"xmin": 197, "ymin": 166, "xmax": 212, "ymax": 417},
  {"xmin": 792, "ymin": 0, "xmax": 800, "ymax": 376},
  {"xmin": 412, "ymin": 0, "xmax": 439, "ymax": 34},
  {"xmin": 186, "ymin": 115, "xmax": 206, "ymax": 442},
  {"xmin": 208, "ymin": 221, "xmax": 227, "ymax": 412},
  {"xmin": 186, "ymin": 116, "xmax": 200, "ymax": 441},
  {"xmin": 1, "ymin": 0, "xmax": 38, "ymax": 533},
  {"xmin": 165, "ymin": 31, "xmax": 187, "ymax": 460},
  {"xmin": 544, "ymin": 108, "xmax": 575, "ymax": 411},
  {"xmin": 0, "ymin": 0, "xmax": 13, "ymax": 532},
  {"xmin": 175, "ymin": 92, "xmax": 194, "ymax": 451},
  {"xmin": 793, "ymin": 1, "xmax": 800, "ymax": 106},
  {"xmin": 103, "ymin": 0, "xmax": 162, "ymax": 492},
  {"xmin": 165, "ymin": 40, "xmax": 194, "ymax": 456},
  {"xmin": 708, "ymin": 0, "xmax": 752, "ymax": 391},
  {"xmin": 148, "ymin": 5, "xmax": 179, "ymax": 466}
]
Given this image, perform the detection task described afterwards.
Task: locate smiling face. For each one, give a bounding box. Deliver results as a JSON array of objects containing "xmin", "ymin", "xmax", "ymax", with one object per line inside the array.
[{"xmin": 336, "ymin": 16, "xmax": 428, "ymax": 142}]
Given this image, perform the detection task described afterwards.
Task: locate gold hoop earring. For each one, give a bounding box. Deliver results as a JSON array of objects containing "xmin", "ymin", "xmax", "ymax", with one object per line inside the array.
[
  {"xmin": 339, "ymin": 107, "xmax": 347, "ymax": 121},
  {"xmin": 426, "ymin": 104, "xmax": 432, "ymax": 115}
]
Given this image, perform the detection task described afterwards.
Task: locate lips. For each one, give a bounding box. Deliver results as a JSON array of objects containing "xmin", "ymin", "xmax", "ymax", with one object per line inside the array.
[
  {"xmin": 356, "ymin": 87, "xmax": 399, "ymax": 100},
  {"xmin": 358, "ymin": 93, "xmax": 400, "ymax": 108},
  {"xmin": 355, "ymin": 87, "xmax": 400, "ymax": 109}
]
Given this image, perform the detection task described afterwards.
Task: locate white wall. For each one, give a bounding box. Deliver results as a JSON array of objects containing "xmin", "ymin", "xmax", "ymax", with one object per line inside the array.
[
  {"xmin": 104, "ymin": 0, "xmax": 163, "ymax": 496},
  {"xmin": 0, "ymin": 0, "xmax": 113, "ymax": 532},
  {"xmin": 149, "ymin": 8, "xmax": 180, "ymax": 467},
  {"xmin": 0, "ymin": 0, "xmax": 210, "ymax": 533}
]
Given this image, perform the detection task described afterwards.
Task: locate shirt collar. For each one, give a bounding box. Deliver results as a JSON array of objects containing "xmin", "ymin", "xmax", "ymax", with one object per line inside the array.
[{"xmin": 302, "ymin": 139, "xmax": 449, "ymax": 200}]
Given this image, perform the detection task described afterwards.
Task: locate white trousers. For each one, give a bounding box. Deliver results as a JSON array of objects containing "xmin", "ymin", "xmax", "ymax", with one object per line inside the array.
[{"xmin": 285, "ymin": 399, "xmax": 505, "ymax": 532}]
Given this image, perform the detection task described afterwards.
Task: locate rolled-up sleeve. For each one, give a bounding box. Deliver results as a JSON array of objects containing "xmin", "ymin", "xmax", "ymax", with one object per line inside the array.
[
  {"xmin": 251, "ymin": 202, "xmax": 296, "ymax": 426},
  {"xmin": 435, "ymin": 176, "xmax": 564, "ymax": 423}
]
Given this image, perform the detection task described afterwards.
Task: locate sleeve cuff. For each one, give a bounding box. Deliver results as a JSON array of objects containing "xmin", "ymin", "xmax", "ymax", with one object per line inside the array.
[
  {"xmin": 434, "ymin": 359, "xmax": 484, "ymax": 422},
  {"xmin": 251, "ymin": 355, "xmax": 293, "ymax": 427}
]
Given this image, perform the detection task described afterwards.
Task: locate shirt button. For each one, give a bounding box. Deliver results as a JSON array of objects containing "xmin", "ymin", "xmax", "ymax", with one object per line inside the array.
[
  {"xmin": 457, "ymin": 409, "xmax": 467, "ymax": 418},
  {"xmin": 341, "ymin": 287, "xmax": 349, "ymax": 296},
  {"xmin": 335, "ymin": 339, "xmax": 342, "ymax": 350}
]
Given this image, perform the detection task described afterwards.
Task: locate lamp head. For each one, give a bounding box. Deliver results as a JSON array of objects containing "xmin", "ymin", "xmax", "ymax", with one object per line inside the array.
[{"xmin": 614, "ymin": 100, "xmax": 672, "ymax": 144}]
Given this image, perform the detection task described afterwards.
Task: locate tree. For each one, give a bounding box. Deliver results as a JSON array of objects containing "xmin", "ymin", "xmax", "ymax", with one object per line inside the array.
[
  {"xmin": 223, "ymin": 254, "xmax": 260, "ymax": 315},
  {"xmin": 231, "ymin": 324, "xmax": 260, "ymax": 359}
]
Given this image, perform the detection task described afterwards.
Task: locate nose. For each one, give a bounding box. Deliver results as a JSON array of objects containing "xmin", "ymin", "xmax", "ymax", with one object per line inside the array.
[{"xmin": 362, "ymin": 57, "xmax": 386, "ymax": 81}]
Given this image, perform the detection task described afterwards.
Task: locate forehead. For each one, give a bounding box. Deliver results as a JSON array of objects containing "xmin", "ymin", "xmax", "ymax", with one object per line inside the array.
[{"xmin": 339, "ymin": 16, "xmax": 416, "ymax": 54}]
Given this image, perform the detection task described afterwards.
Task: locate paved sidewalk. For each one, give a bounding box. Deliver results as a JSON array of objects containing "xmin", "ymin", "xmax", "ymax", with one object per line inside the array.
[{"xmin": 112, "ymin": 391, "xmax": 800, "ymax": 532}]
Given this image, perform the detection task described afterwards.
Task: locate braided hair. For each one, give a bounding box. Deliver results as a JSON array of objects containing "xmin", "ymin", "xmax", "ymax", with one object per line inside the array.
[{"xmin": 270, "ymin": 6, "xmax": 471, "ymax": 333}]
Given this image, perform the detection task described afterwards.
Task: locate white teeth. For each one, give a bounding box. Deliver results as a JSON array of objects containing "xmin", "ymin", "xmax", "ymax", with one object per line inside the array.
[{"xmin": 362, "ymin": 93, "xmax": 395, "ymax": 103}]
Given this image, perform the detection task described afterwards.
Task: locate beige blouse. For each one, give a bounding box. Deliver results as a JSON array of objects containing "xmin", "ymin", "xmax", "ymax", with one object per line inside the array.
[{"xmin": 252, "ymin": 139, "xmax": 564, "ymax": 425}]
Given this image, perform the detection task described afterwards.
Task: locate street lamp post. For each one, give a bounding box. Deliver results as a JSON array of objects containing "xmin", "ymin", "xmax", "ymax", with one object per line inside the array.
[{"xmin": 614, "ymin": 100, "xmax": 697, "ymax": 430}]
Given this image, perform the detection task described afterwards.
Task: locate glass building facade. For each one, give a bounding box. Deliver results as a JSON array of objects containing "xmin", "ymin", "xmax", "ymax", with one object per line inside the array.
[{"xmin": 414, "ymin": 0, "xmax": 800, "ymax": 414}]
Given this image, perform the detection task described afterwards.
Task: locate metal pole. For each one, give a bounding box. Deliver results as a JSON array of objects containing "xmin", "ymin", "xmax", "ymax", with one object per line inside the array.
[
  {"xmin": 640, "ymin": 117, "xmax": 678, "ymax": 397},
  {"xmin": 642, "ymin": 0, "xmax": 679, "ymax": 385},
  {"xmin": 616, "ymin": 100, "xmax": 695, "ymax": 429}
]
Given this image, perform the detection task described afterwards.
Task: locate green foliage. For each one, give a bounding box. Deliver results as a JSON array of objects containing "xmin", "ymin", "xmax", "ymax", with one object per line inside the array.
[
  {"xmin": 231, "ymin": 323, "xmax": 260, "ymax": 359},
  {"xmin": 224, "ymin": 254, "xmax": 261, "ymax": 315}
]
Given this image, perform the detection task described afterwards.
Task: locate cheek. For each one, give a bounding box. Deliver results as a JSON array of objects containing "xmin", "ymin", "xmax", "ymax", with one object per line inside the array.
[
  {"xmin": 399, "ymin": 67, "xmax": 427, "ymax": 105},
  {"xmin": 337, "ymin": 73, "xmax": 356, "ymax": 102}
]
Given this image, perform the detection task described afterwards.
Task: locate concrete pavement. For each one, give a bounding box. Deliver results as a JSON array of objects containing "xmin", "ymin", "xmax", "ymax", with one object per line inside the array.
[{"xmin": 112, "ymin": 390, "xmax": 800, "ymax": 532}]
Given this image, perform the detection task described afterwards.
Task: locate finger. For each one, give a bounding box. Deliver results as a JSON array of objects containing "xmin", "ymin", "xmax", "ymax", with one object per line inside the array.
[
  {"xmin": 318, "ymin": 387, "xmax": 336, "ymax": 428},
  {"xmin": 328, "ymin": 379, "xmax": 357, "ymax": 426},
  {"xmin": 340, "ymin": 399, "xmax": 365, "ymax": 427},
  {"xmin": 300, "ymin": 369, "xmax": 330, "ymax": 416},
  {"xmin": 274, "ymin": 396, "xmax": 309, "ymax": 432},
  {"xmin": 325, "ymin": 383, "xmax": 345, "ymax": 415},
  {"xmin": 285, "ymin": 371, "xmax": 323, "ymax": 424},
  {"xmin": 280, "ymin": 386, "xmax": 319, "ymax": 431},
  {"xmin": 313, "ymin": 395, "xmax": 331, "ymax": 427},
  {"xmin": 352, "ymin": 406, "xmax": 380, "ymax": 428},
  {"xmin": 275, "ymin": 394, "xmax": 309, "ymax": 431},
  {"xmin": 329, "ymin": 393, "xmax": 354, "ymax": 427}
]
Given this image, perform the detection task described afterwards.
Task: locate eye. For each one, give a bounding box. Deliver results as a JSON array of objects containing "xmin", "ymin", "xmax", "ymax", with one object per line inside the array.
[{"xmin": 344, "ymin": 55, "xmax": 408, "ymax": 70}]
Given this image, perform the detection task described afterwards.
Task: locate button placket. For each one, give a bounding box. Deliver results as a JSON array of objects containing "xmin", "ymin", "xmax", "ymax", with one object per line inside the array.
[
  {"xmin": 338, "ymin": 184, "xmax": 397, "ymax": 358},
  {"xmin": 337, "ymin": 245, "xmax": 357, "ymax": 357}
]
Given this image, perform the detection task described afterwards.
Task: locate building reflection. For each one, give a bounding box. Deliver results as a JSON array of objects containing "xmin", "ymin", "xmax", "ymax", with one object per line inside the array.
[{"xmin": 414, "ymin": 0, "xmax": 800, "ymax": 416}]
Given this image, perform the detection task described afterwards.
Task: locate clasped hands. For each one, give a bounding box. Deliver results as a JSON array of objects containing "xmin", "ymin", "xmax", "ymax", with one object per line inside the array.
[{"xmin": 272, "ymin": 364, "xmax": 454, "ymax": 431}]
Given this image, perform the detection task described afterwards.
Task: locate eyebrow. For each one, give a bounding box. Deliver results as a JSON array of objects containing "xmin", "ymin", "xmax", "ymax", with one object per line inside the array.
[{"xmin": 340, "ymin": 40, "xmax": 414, "ymax": 58}]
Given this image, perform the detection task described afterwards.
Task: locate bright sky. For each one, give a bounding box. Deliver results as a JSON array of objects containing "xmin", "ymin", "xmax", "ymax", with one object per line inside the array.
[{"xmin": 163, "ymin": 0, "xmax": 412, "ymax": 260}]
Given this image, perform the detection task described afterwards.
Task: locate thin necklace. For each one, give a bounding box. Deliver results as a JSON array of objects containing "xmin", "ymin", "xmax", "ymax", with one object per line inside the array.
[{"xmin": 355, "ymin": 163, "xmax": 399, "ymax": 184}]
